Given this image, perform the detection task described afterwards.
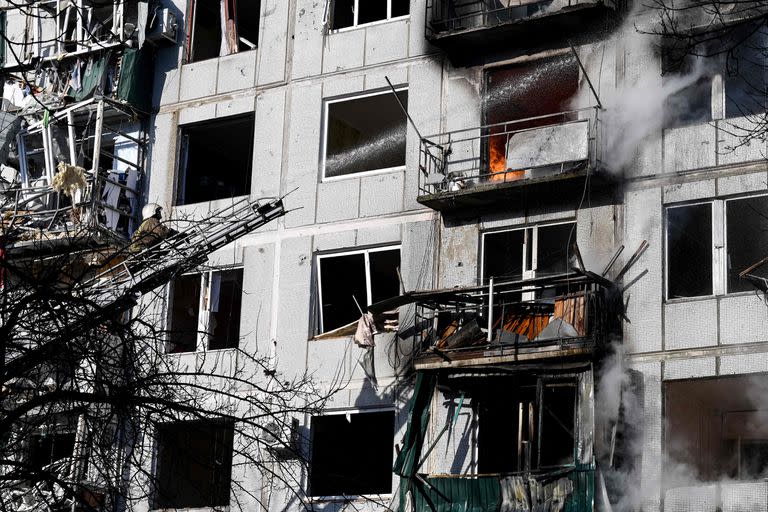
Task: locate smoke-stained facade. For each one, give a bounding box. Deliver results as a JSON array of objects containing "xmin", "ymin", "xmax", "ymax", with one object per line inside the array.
[{"xmin": 3, "ymin": 0, "xmax": 768, "ymax": 510}]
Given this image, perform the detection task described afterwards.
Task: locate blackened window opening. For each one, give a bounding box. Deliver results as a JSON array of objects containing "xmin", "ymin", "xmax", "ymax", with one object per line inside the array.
[
  {"xmin": 539, "ymin": 383, "xmax": 576, "ymax": 467},
  {"xmin": 324, "ymin": 90, "xmax": 408, "ymax": 178},
  {"xmin": 309, "ymin": 411, "xmax": 394, "ymax": 496},
  {"xmin": 168, "ymin": 273, "xmax": 201, "ymax": 353},
  {"xmin": 154, "ymin": 420, "xmax": 234, "ymax": 509},
  {"xmin": 188, "ymin": 0, "xmax": 260, "ymax": 62},
  {"xmin": 209, "ymin": 268, "xmax": 243, "ymax": 350},
  {"xmin": 727, "ymin": 196, "xmax": 768, "ymax": 293},
  {"xmin": 177, "ymin": 114, "xmax": 254, "ymax": 205},
  {"xmin": 667, "ymin": 204, "xmax": 713, "ymax": 298},
  {"xmin": 28, "ymin": 431, "xmax": 76, "ymax": 472},
  {"xmin": 331, "ymin": 0, "xmax": 409, "ymax": 29}
]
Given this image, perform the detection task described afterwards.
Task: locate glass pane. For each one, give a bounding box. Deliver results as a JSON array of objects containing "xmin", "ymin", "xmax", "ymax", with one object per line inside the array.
[
  {"xmin": 391, "ymin": 0, "xmax": 410, "ymax": 17},
  {"xmin": 536, "ymin": 223, "xmax": 575, "ymax": 278},
  {"xmin": 727, "ymin": 196, "xmax": 768, "ymax": 293},
  {"xmin": 358, "ymin": 0, "xmax": 387, "ymax": 24},
  {"xmin": 209, "ymin": 268, "xmax": 243, "ymax": 350},
  {"xmin": 319, "ymin": 253, "xmax": 366, "ymax": 332},
  {"xmin": 332, "ymin": 0, "xmax": 354, "ymax": 29},
  {"xmin": 483, "ymin": 229, "xmax": 524, "ymax": 282},
  {"xmin": 369, "ymin": 249, "xmax": 401, "ymax": 304},
  {"xmin": 169, "ymin": 274, "xmax": 202, "ymax": 353},
  {"xmin": 667, "ymin": 204, "xmax": 713, "ymax": 298},
  {"xmin": 325, "ymin": 90, "xmax": 407, "ymax": 178}
]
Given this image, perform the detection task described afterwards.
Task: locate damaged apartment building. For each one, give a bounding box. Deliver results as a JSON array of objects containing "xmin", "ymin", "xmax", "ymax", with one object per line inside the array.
[{"xmin": 4, "ymin": 0, "xmax": 768, "ymax": 511}]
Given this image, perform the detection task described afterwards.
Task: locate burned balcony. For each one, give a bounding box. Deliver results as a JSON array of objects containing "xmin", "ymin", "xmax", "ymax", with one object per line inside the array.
[
  {"xmin": 425, "ymin": 0, "xmax": 621, "ymax": 62},
  {"xmin": 417, "ymin": 107, "xmax": 606, "ymax": 212},
  {"xmin": 377, "ymin": 271, "xmax": 619, "ymax": 369}
]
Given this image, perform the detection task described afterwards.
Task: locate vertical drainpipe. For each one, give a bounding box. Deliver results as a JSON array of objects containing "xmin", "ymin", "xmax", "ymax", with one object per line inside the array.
[{"xmin": 487, "ymin": 277, "xmax": 494, "ymax": 343}]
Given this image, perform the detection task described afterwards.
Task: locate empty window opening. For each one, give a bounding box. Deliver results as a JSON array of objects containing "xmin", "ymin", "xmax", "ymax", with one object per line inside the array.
[
  {"xmin": 728, "ymin": 195, "xmax": 768, "ymax": 292},
  {"xmin": 187, "ymin": 0, "xmax": 261, "ymax": 63},
  {"xmin": 482, "ymin": 222, "xmax": 576, "ymax": 283},
  {"xmin": 484, "ymin": 54, "xmax": 579, "ymax": 178},
  {"xmin": 323, "ymin": 89, "xmax": 408, "ymax": 179},
  {"xmin": 167, "ymin": 268, "xmax": 243, "ymax": 352},
  {"xmin": 331, "ymin": 0, "xmax": 409, "ymax": 30},
  {"xmin": 666, "ymin": 203, "xmax": 713, "ymax": 298},
  {"xmin": 177, "ymin": 114, "xmax": 254, "ymax": 205},
  {"xmin": 154, "ymin": 420, "xmax": 234, "ymax": 509},
  {"xmin": 662, "ymin": 44, "xmax": 713, "ymax": 129},
  {"xmin": 665, "ymin": 375, "xmax": 768, "ymax": 483},
  {"xmin": 27, "ymin": 430, "xmax": 76, "ymax": 472},
  {"xmin": 309, "ymin": 410, "xmax": 394, "ymax": 496},
  {"xmin": 316, "ymin": 247, "xmax": 400, "ymax": 334}
]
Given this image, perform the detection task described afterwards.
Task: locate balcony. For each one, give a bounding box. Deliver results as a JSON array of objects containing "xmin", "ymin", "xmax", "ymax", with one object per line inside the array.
[
  {"xmin": 389, "ymin": 271, "xmax": 619, "ymax": 370},
  {"xmin": 417, "ymin": 107, "xmax": 612, "ymax": 212},
  {"xmin": 425, "ymin": 0, "xmax": 620, "ymax": 62}
]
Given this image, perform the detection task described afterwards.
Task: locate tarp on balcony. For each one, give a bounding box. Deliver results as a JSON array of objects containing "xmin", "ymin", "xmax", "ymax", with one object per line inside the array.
[{"xmin": 393, "ymin": 372, "xmax": 436, "ymax": 478}]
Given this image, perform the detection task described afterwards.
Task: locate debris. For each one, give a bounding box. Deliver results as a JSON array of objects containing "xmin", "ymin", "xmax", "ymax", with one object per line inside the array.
[{"xmin": 51, "ymin": 163, "xmax": 86, "ymax": 198}]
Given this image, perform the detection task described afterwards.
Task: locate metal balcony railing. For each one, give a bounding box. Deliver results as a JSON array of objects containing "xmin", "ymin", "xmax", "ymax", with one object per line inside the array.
[
  {"xmin": 425, "ymin": 0, "xmax": 600, "ymax": 39},
  {"xmin": 418, "ymin": 106, "xmax": 601, "ymax": 199},
  {"xmin": 412, "ymin": 272, "xmax": 615, "ymax": 361}
]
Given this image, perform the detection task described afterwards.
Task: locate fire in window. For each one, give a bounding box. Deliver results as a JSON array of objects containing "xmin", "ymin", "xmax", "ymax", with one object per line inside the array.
[
  {"xmin": 316, "ymin": 247, "xmax": 401, "ymax": 334},
  {"xmin": 154, "ymin": 420, "xmax": 234, "ymax": 509},
  {"xmin": 666, "ymin": 195, "xmax": 768, "ymax": 298},
  {"xmin": 330, "ymin": 0, "xmax": 409, "ymax": 30},
  {"xmin": 176, "ymin": 114, "xmax": 254, "ymax": 206},
  {"xmin": 167, "ymin": 268, "xmax": 244, "ymax": 353},
  {"xmin": 309, "ymin": 410, "xmax": 395, "ymax": 496},
  {"xmin": 186, "ymin": 0, "xmax": 260, "ymax": 63},
  {"xmin": 484, "ymin": 54, "xmax": 579, "ymax": 181},
  {"xmin": 323, "ymin": 89, "xmax": 408, "ymax": 179},
  {"xmin": 665, "ymin": 374, "xmax": 768, "ymax": 482}
]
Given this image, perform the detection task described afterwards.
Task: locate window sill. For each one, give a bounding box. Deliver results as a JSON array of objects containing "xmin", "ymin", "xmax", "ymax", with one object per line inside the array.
[
  {"xmin": 321, "ymin": 165, "xmax": 405, "ymax": 183},
  {"xmin": 164, "ymin": 347, "xmax": 240, "ymax": 356},
  {"xmin": 664, "ymin": 290, "xmax": 760, "ymax": 304},
  {"xmin": 306, "ymin": 493, "xmax": 394, "ymax": 503},
  {"xmin": 328, "ymin": 15, "xmax": 409, "ymax": 34},
  {"xmin": 183, "ymin": 48, "xmax": 257, "ymax": 67}
]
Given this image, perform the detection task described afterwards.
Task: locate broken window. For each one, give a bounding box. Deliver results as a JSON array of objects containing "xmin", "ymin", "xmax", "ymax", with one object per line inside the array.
[
  {"xmin": 154, "ymin": 420, "xmax": 234, "ymax": 509},
  {"xmin": 665, "ymin": 374, "xmax": 768, "ymax": 482},
  {"xmin": 167, "ymin": 268, "xmax": 244, "ymax": 352},
  {"xmin": 176, "ymin": 114, "xmax": 254, "ymax": 205},
  {"xmin": 482, "ymin": 222, "xmax": 575, "ymax": 282},
  {"xmin": 484, "ymin": 54, "xmax": 579, "ymax": 178},
  {"xmin": 662, "ymin": 44, "xmax": 713, "ymax": 128},
  {"xmin": 27, "ymin": 430, "xmax": 76, "ymax": 473},
  {"xmin": 186, "ymin": 0, "xmax": 260, "ymax": 63},
  {"xmin": 323, "ymin": 89, "xmax": 408, "ymax": 179},
  {"xmin": 666, "ymin": 195, "xmax": 768, "ymax": 298},
  {"xmin": 316, "ymin": 246, "xmax": 400, "ymax": 333},
  {"xmin": 666, "ymin": 203, "xmax": 713, "ymax": 298},
  {"xmin": 309, "ymin": 410, "xmax": 394, "ymax": 496},
  {"xmin": 330, "ymin": 0, "xmax": 409, "ymax": 30}
]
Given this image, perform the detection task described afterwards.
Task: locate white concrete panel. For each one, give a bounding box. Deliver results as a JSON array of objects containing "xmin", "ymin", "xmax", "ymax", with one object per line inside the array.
[
  {"xmin": 624, "ymin": 188, "xmax": 663, "ymax": 353},
  {"xmin": 429, "ymin": 392, "xmax": 474, "ymax": 475},
  {"xmin": 215, "ymin": 95, "xmax": 256, "ymax": 118},
  {"xmin": 364, "ymin": 19, "xmax": 409, "ymax": 66},
  {"xmin": 291, "ymin": 0, "xmax": 325, "ymax": 79},
  {"xmin": 285, "ymin": 84, "xmax": 323, "ymax": 227},
  {"xmin": 439, "ymin": 220, "xmax": 479, "ymax": 288},
  {"xmin": 316, "ymin": 179, "xmax": 360, "ymax": 222},
  {"xmin": 663, "ymin": 124, "xmax": 717, "ymax": 173},
  {"xmin": 322, "ymin": 75, "xmax": 365, "ymax": 100},
  {"xmin": 664, "ymin": 486, "xmax": 717, "ymax": 512},
  {"xmin": 359, "ymin": 171, "xmax": 404, "ymax": 217},
  {"xmin": 177, "ymin": 103, "xmax": 216, "ymax": 125},
  {"xmin": 364, "ymin": 66, "xmax": 408, "ymax": 92},
  {"xmin": 253, "ymin": 89, "xmax": 286, "ymax": 197},
  {"xmin": 356, "ymin": 224, "xmax": 401, "ymax": 247},
  {"xmin": 153, "ymin": 47, "xmax": 183, "ymax": 107},
  {"xmin": 241, "ymin": 244, "xmax": 276, "ymax": 353},
  {"xmin": 405, "ymin": 61, "xmax": 441, "ymax": 211},
  {"xmin": 664, "ymin": 358, "xmax": 716, "ymax": 380},
  {"xmin": 717, "ymin": 171, "xmax": 768, "ymax": 196},
  {"xmin": 719, "ymin": 294, "xmax": 767, "ymax": 345},
  {"xmin": 721, "ymin": 482, "xmax": 768, "ymax": 512},
  {"xmin": 306, "ymin": 338, "xmax": 354, "ymax": 382},
  {"xmin": 179, "ymin": 59, "xmax": 218, "ymax": 101},
  {"xmin": 664, "ymin": 300, "xmax": 718, "ymax": 350},
  {"xmin": 402, "ymin": 220, "xmax": 437, "ymax": 292},
  {"xmin": 275, "ymin": 237, "xmax": 313, "ymax": 371},
  {"xmin": 717, "ymin": 116, "xmax": 768, "ymax": 167},
  {"xmin": 719, "ymin": 352, "xmax": 768, "ymax": 375},
  {"xmin": 216, "ymin": 50, "xmax": 257, "ymax": 94},
  {"xmin": 147, "ymin": 113, "xmax": 178, "ymax": 209},
  {"xmin": 630, "ymin": 361, "xmax": 663, "ymax": 512},
  {"xmin": 663, "ymin": 179, "xmax": 716, "ymax": 204},
  {"xmin": 323, "ymin": 29, "xmax": 365, "ymax": 73},
  {"xmin": 313, "ymin": 230, "xmax": 356, "ymax": 252},
  {"xmin": 255, "ymin": 0, "xmax": 289, "ymax": 85}
]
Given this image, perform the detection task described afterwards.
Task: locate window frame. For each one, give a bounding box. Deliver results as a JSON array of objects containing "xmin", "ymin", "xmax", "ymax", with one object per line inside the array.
[
  {"xmin": 308, "ymin": 407, "xmax": 396, "ymax": 500},
  {"xmin": 328, "ymin": 0, "xmax": 410, "ymax": 33},
  {"xmin": 664, "ymin": 193, "xmax": 768, "ymax": 301},
  {"xmin": 185, "ymin": 0, "xmax": 261, "ymax": 64},
  {"xmin": 480, "ymin": 220, "xmax": 577, "ymax": 282},
  {"xmin": 165, "ymin": 266, "xmax": 244, "ymax": 353},
  {"xmin": 315, "ymin": 245, "xmax": 401, "ymax": 334},
  {"xmin": 320, "ymin": 87, "xmax": 408, "ymax": 182}
]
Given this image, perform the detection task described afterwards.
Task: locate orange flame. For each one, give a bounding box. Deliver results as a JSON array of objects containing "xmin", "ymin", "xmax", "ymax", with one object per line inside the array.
[{"xmin": 488, "ymin": 136, "xmax": 524, "ymax": 182}]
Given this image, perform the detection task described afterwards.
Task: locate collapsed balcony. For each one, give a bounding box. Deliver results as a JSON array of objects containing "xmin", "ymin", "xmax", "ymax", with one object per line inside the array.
[
  {"xmin": 417, "ymin": 106, "xmax": 608, "ymax": 212},
  {"xmin": 425, "ymin": 0, "xmax": 621, "ymax": 62},
  {"xmin": 370, "ymin": 271, "xmax": 619, "ymax": 369}
]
